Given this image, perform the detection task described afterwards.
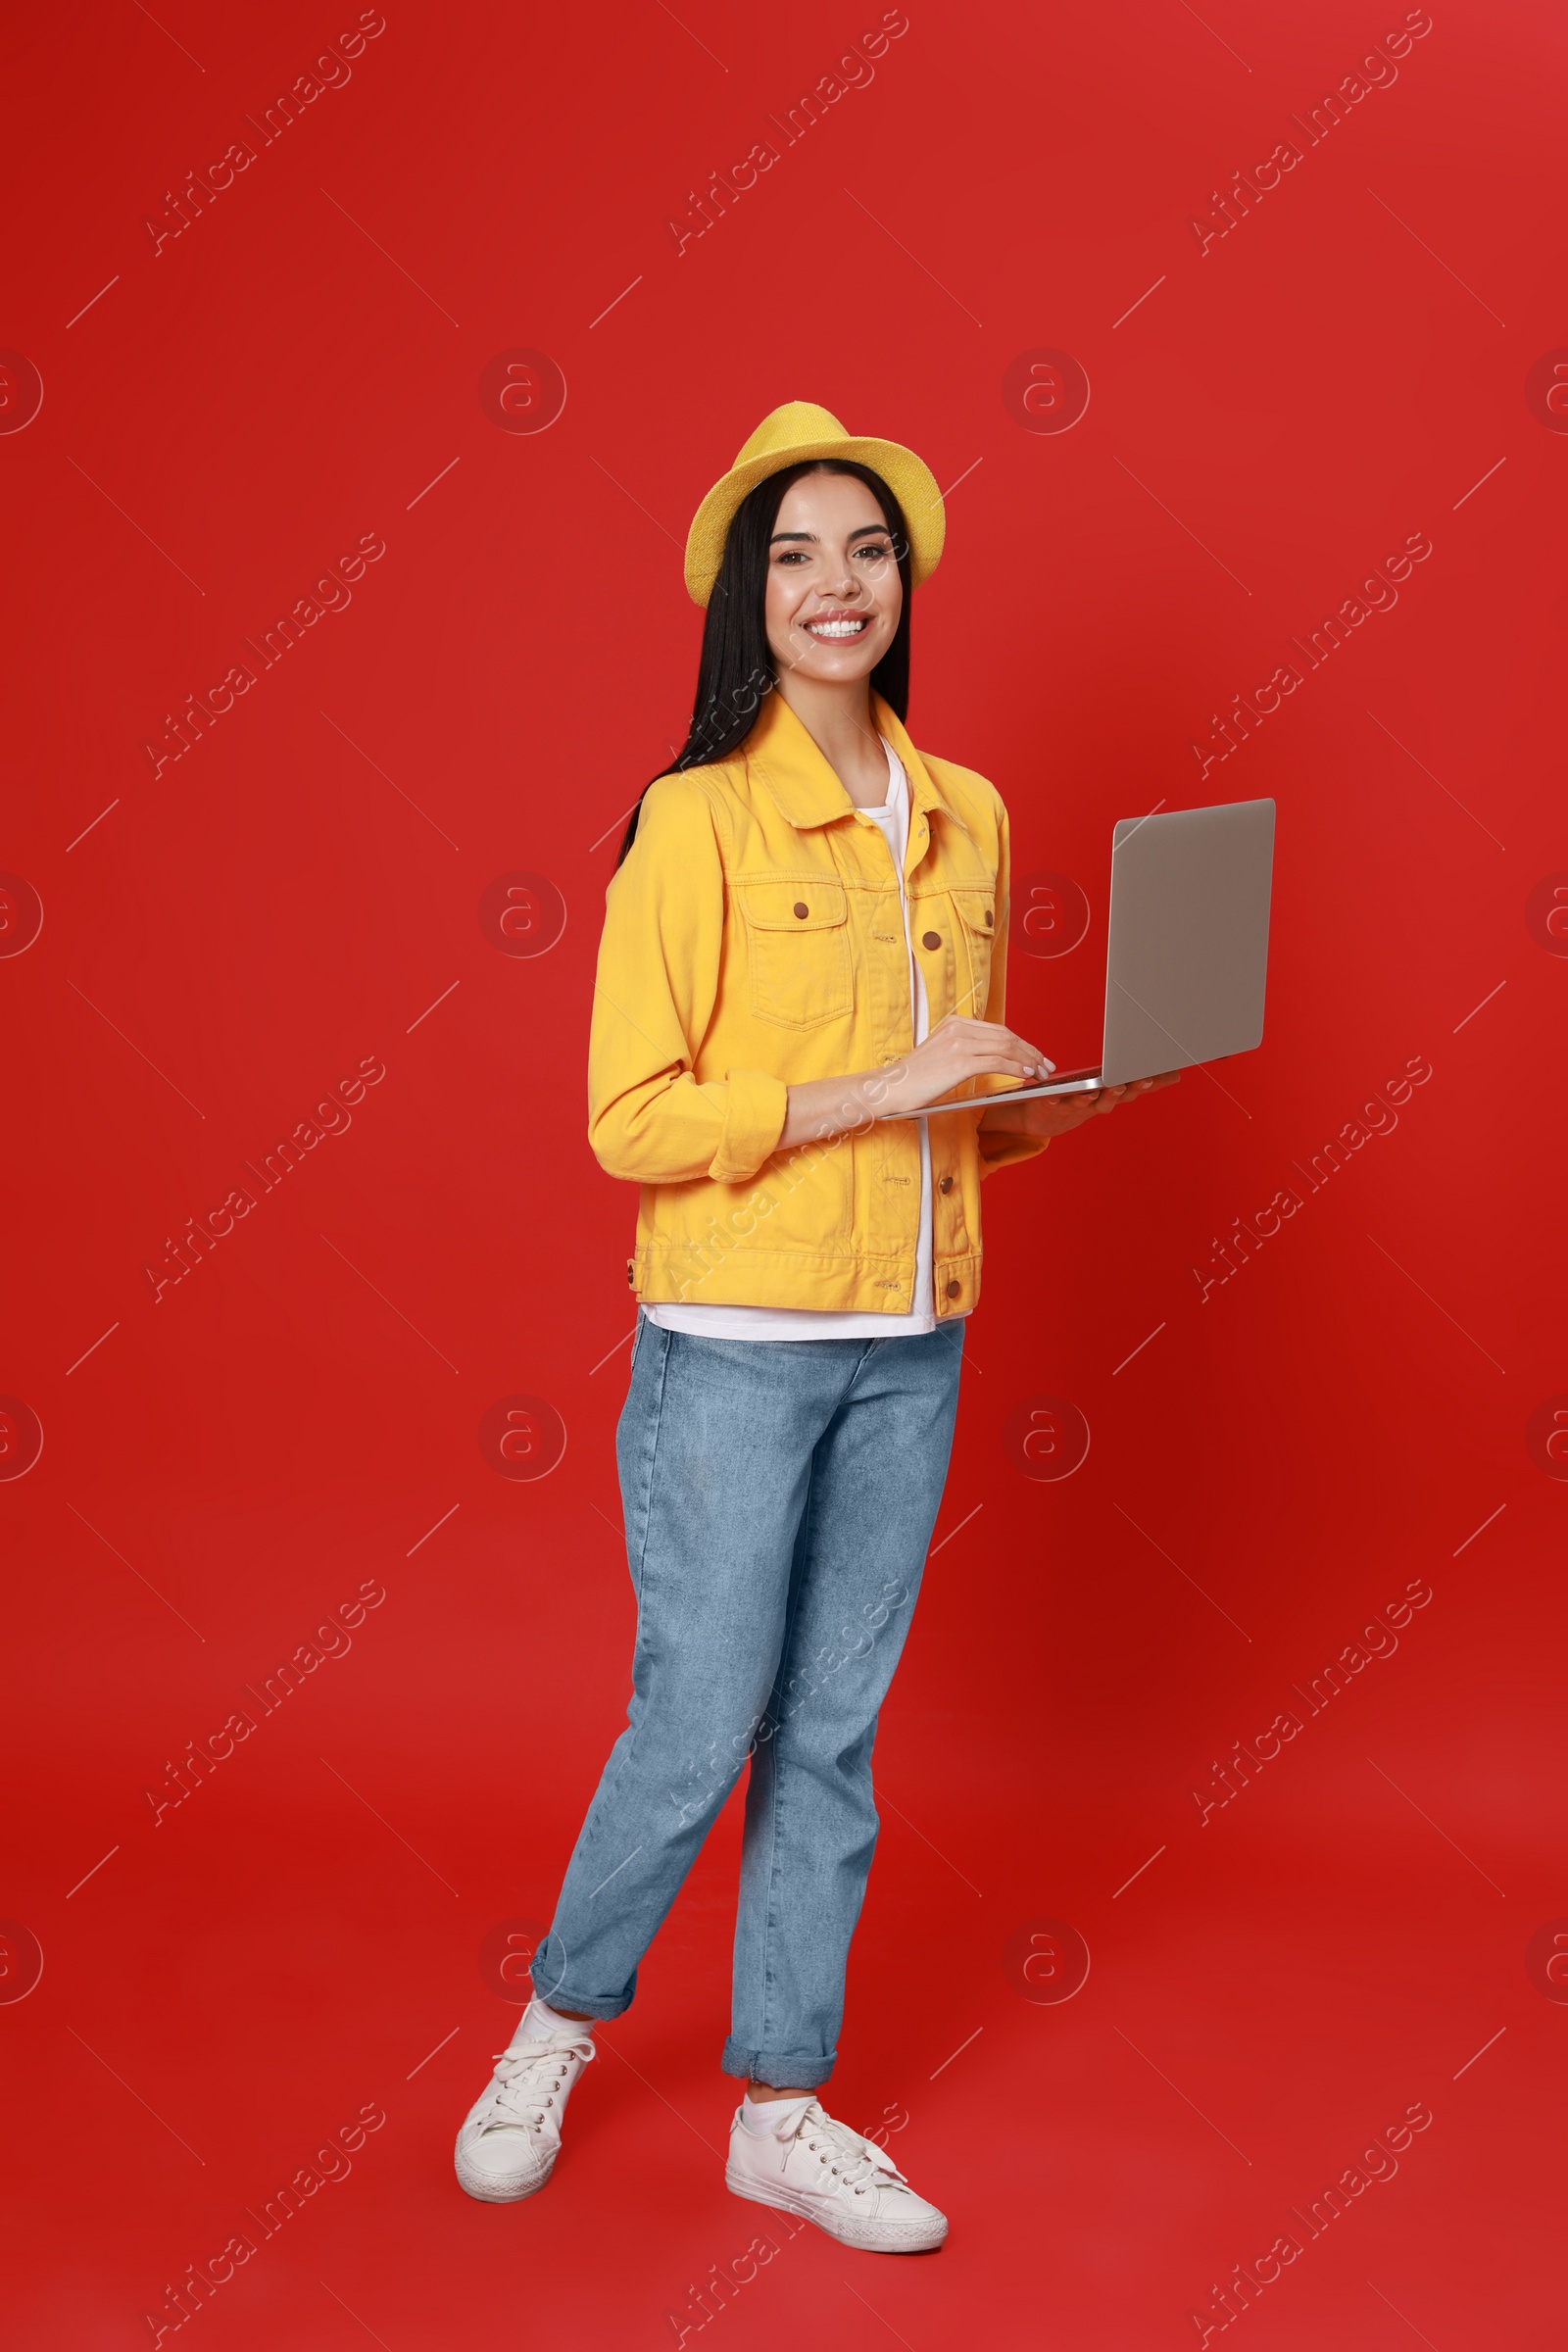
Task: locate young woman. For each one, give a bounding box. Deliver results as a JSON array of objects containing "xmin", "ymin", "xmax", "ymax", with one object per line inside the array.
[{"xmin": 455, "ymin": 403, "xmax": 1174, "ymax": 2250}]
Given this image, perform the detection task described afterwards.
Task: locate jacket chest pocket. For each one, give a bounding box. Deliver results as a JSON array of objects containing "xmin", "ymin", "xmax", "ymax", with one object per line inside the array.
[
  {"xmin": 735, "ymin": 880, "xmax": 854, "ymax": 1029},
  {"xmin": 913, "ymin": 888, "xmax": 995, "ymax": 1020}
]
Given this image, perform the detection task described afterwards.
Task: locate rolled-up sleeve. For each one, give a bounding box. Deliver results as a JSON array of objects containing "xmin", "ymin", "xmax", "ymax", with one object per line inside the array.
[
  {"xmin": 977, "ymin": 798, "xmax": 1052, "ymax": 1177},
  {"xmin": 588, "ymin": 774, "xmax": 789, "ymax": 1186}
]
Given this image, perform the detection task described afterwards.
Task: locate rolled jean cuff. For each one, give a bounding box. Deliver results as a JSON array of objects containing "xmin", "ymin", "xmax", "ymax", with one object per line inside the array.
[
  {"xmin": 527, "ymin": 1934, "xmax": 632, "ymax": 2022},
  {"xmin": 721, "ymin": 2035, "xmax": 836, "ymax": 2090},
  {"xmin": 708, "ymin": 1066, "xmax": 789, "ymax": 1184}
]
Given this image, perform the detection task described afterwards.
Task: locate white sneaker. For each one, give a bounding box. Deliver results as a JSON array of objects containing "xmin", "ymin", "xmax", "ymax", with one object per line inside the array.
[
  {"xmin": 453, "ymin": 2025, "xmax": 597, "ymax": 2203},
  {"xmin": 725, "ymin": 2098, "xmax": 948, "ymax": 2253}
]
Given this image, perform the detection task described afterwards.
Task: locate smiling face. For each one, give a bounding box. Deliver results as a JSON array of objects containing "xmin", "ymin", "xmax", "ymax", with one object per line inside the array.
[{"xmin": 762, "ymin": 467, "xmax": 904, "ymax": 684}]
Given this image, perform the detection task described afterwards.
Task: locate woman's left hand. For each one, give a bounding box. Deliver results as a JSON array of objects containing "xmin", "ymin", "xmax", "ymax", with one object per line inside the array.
[{"xmin": 979, "ymin": 1068, "xmax": 1183, "ymax": 1138}]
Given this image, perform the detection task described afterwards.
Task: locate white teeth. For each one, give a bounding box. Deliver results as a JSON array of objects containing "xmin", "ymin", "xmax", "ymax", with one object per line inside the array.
[{"xmin": 807, "ymin": 618, "xmax": 866, "ymax": 638}]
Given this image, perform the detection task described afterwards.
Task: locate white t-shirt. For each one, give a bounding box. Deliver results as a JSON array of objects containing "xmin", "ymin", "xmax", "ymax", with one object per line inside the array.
[{"xmin": 647, "ymin": 737, "xmax": 952, "ymax": 1341}]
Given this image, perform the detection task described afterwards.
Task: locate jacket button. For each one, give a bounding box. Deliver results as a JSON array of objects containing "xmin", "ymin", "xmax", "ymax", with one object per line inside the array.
[
  {"xmin": 946, "ymin": 1279, "xmax": 961, "ymax": 1298},
  {"xmin": 984, "ymin": 908, "xmax": 994, "ymax": 927},
  {"xmin": 921, "ymin": 930, "xmax": 941, "ymax": 951},
  {"xmin": 793, "ymin": 902, "xmax": 808, "ymax": 919},
  {"xmin": 938, "ymin": 1174, "xmax": 954, "ymax": 1194}
]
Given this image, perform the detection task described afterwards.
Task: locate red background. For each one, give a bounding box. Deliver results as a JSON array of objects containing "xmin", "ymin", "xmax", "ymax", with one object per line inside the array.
[{"xmin": 2, "ymin": 1, "xmax": 1562, "ymax": 2343}]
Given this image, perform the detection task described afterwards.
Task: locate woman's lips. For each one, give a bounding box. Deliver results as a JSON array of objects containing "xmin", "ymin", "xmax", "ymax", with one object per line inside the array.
[{"xmin": 803, "ymin": 613, "xmax": 871, "ymax": 641}]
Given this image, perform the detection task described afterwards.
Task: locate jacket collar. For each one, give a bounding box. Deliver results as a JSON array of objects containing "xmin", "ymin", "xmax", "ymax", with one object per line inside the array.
[{"xmin": 740, "ymin": 685, "xmax": 967, "ymax": 836}]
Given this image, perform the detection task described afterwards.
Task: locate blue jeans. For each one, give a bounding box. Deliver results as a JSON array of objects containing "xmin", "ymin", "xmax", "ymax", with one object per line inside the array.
[{"xmin": 531, "ymin": 1315, "xmax": 964, "ymax": 2088}]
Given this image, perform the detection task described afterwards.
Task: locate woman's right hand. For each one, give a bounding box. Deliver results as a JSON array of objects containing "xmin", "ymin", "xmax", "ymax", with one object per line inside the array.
[{"xmin": 873, "ymin": 1014, "xmax": 1054, "ymax": 1118}]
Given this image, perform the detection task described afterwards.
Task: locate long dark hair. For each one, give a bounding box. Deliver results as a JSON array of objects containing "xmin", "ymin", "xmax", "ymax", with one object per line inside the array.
[{"xmin": 615, "ymin": 459, "xmax": 913, "ymax": 865}]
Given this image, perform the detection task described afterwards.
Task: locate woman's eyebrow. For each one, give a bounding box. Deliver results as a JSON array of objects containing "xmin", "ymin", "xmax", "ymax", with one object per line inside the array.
[{"xmin": 768, "ymin": 524, "xmax": 891, "ymax": 546}]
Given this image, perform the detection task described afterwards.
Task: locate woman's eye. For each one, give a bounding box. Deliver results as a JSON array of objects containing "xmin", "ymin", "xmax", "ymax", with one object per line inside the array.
[{"xmin": 856, "ymin": 542, "xmax": 894, "ymax": 562}]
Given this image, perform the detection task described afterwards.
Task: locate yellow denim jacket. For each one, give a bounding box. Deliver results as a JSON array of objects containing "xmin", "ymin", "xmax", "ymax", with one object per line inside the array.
[{"xmin": 589, "ymin": 687, "xmax": 1048, "ymax": 1316}]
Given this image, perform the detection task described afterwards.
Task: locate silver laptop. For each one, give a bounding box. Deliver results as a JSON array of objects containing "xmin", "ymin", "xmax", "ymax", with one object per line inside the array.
[{"xmin": 889, "ymin": 797, "xmax": 1275, "ymax": 1113}]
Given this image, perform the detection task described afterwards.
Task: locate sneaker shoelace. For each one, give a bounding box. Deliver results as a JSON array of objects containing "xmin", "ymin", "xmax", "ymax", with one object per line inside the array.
[
  {"xmin": 774, "ymin": 2102, "xmax": 910, "ymax": 2199},
  {"xmin": 478, "ymin": 2032, "xmax": 596, "ymax": 2136}
]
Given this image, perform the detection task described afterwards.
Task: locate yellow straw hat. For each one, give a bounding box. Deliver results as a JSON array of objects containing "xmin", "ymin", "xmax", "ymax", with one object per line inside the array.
[{"xmin": 683, "ymin": 400, "xmax": 945, "ymax": 608}]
